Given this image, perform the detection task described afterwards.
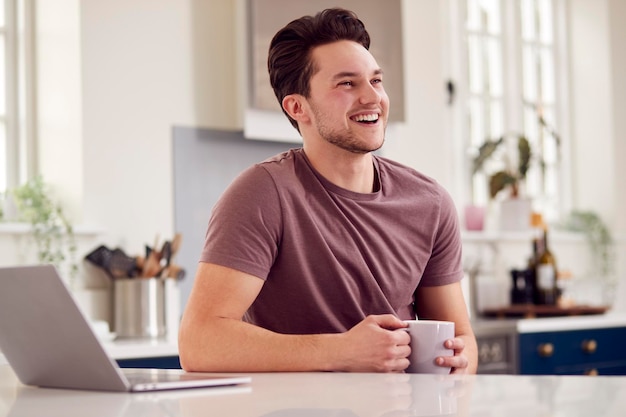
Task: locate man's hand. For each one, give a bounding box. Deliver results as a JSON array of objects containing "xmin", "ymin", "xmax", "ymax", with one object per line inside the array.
[
  {"xmin": 334, "ymin": 315, "xmax": 411, "ymax": 373},
  {"xmin": 435, "ymin": 336, "xmax": 471, "ymax": 374},
  {"xmin": 416, "ymin": 283, "xmax": 478, "ymax": 374}
]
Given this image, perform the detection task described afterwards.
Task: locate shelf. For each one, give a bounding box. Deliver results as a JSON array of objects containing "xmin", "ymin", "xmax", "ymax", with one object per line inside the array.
[
  {"xmin": 482, "ymin": 304, "xmax": 609, "ymax": 319},
  {"xmin": 0, "ymin": 222, "xmax": 102, "ymax": 236},
  {"xmin": 461, "ymin": 229, "xmax": 585, "ymax": 244}
]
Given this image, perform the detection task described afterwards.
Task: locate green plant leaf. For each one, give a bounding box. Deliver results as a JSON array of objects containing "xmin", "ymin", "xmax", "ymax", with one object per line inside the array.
[
  {"xmin": 489, "ymin": 171, "xmax": 517, "ymax": 198},
  {"xmin": 10, "ymin": 176, "xmax": 77, "ymax": 284},
  {"xmin": 472, "ymin": 137, "xmax": 504, "ymax": 175},
  {"xmin": 518, "ymin": 135, "xmax": 531, "ymax": 179},
  {"xmin": 563, "ymin": 210, "xmax": 615, "ymax": 277}
]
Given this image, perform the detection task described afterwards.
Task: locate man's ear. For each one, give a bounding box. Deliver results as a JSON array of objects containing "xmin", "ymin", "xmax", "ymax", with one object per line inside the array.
[{"xmin": 282, "ymin": 94, "xmax": 310, "ymax": 124}]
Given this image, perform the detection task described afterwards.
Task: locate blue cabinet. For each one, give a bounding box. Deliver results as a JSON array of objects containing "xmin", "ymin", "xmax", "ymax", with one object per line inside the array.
[
  {"xmin": 519, "ymin": 326, "xmax": 626, "ymax": 375},
  {"xmin": 116, "ymin": 356, "xmax": 181, "ymax": 369}
]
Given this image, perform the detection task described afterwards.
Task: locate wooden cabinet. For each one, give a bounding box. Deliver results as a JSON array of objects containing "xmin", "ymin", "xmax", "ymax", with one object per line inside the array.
[{"xmin": 519, "ymin": 326, "xmax": 626, "ymax": 375}]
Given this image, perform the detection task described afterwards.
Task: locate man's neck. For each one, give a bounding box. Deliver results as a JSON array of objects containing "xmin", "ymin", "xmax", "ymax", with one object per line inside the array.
[{"xmin": 302, "ymin": 144, "xmax": 376, "ymax": 193}]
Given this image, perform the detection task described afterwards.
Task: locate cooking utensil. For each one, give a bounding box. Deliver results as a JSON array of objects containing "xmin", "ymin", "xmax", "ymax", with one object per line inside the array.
[
  {"xmin": 141, "ymin": 248, "xmax": 161, "ymax": 278},
  {"xmin": 166, "ymin": 264, "xmax": 186, "ymax": 281},
  {"xmin": 161, "ymin": 241, "xmax": 172, "ymax": 267},
  {"xmin": 108, "ymin": 249, "xmax": 138, "ymax": 278},
  {"xmin": 170, "ymin": 233, "xmax": 182, "ymax": 260},
  {"xmin": 85, "ymin": 245, "xmax": 137, "ymax": 279}
]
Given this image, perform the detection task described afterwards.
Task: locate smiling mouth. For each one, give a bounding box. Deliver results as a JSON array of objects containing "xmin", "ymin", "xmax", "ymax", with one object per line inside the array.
[{"xmin": 351, "ymin": 113, "xmax": 379, "ymax": 124}]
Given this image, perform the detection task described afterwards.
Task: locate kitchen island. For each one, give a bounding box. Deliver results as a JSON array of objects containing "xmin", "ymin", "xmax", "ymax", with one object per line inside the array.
[{"xmin": 1, "ymin": 364, "xmax": 625, "ymax": 416}]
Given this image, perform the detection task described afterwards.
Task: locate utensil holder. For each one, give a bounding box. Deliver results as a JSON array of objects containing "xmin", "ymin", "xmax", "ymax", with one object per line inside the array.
[{"xmin": 114, "ymin": 278, "xmax": 166, "ymax": 338}]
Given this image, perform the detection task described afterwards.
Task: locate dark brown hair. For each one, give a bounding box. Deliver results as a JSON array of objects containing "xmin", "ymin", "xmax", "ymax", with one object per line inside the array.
[{"xmin": 267, "ymin": 8, "xmax": 370, "ymax": 131}]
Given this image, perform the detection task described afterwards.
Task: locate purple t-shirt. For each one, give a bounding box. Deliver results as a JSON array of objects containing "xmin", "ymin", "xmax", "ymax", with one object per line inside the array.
[{"xmin": 201, "ymin": 148, "xmax": 463, "ymax": 334}]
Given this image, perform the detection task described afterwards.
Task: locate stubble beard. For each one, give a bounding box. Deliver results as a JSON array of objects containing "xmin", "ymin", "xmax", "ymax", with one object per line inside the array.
[{"xmin": 312, "ymin": 108, "xmax": 386, "ymax": 154}]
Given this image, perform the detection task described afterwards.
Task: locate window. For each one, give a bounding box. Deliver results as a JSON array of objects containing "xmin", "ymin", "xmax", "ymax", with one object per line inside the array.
[
  {"xmin": 450, "ymin": 0, "xmax": 567, "ymax": 222},
  {"xmin": 0, "ymin": 0, "xmax": 35, "ymax": 196}
]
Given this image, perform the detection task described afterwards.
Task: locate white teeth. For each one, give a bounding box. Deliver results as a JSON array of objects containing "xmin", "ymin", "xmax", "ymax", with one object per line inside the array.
[{"xmin": 352, "ymin": 114, "xmax": 379, "ymax": 122}]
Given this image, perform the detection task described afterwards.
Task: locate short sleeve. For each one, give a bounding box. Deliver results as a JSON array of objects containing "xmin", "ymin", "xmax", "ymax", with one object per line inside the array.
[
  {"xmin": 200, "ymin": 165, "xmax": 282, "ymax": 280},
  {"xmin": 419, "ymin": 188, "xmax": 463, "ymax": 286}
]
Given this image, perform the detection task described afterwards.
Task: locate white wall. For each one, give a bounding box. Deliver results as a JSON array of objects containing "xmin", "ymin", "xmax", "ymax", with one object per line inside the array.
[
  {"xmin": 384, "ymin": 0, "xmax": 453, "ymax": 191},
  {"xmin": 36, "ymin": 0, "xmax": 83, "ymax": 222},
  {"xmin": 608, "ymin": 0, "xmax": 626, "ymax": 309},
  {"xmin": 79, "ymin": 0, "xmax": 240, "ymax": 253},
  {"xmin": 568, "ymin": 0, "xmax": 615, "ymax": 224},
  {"xmin": 609, "ymin": 0, "xmax": 626, "ymax": 236},
  {"xmin": 80, "ymin": 0, "xmax": 187, "ymax": 251},
  {"xmin": 567, "ymin": 0, "xmax": 626, "ymax": 309}
]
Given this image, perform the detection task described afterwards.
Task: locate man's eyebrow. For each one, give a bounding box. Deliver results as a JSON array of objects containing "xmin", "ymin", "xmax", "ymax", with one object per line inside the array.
[{"xmin": 331, "ymin": 68, "xmax": 384, "ymax": 80}]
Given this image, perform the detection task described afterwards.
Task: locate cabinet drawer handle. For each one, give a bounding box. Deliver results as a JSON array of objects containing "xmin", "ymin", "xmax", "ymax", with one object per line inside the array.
[
  {"xmin": 581, "ymin": 339, "xmax": 597, "ymax": 354},
  {"xmin": 537, "ymin": 343, "xmax": 554, "ymax": 357}
]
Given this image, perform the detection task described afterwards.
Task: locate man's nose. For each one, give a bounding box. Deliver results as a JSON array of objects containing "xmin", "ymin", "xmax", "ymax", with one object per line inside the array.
[{"xmin": 359, "ymin": 83, "xmax": 384, "ymax": 105}]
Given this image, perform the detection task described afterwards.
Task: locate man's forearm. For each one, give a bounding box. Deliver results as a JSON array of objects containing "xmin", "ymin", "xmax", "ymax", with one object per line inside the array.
[
  {"xmin": 179, "ymin": 316, "xmax": 341, "ymax": 372},
  {"xmin": 178, "ymin": 314, "xmax": 411, "ymax": 373}
]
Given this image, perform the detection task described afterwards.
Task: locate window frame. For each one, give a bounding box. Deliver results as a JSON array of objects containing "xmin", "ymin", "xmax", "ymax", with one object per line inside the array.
[
  {"xmin": 1, "ymin": 0, "xmax": 36, "ymax": 196},
  {"xmin": 446, "ymin": 0, "xmax": 572, "ymax": 224}
]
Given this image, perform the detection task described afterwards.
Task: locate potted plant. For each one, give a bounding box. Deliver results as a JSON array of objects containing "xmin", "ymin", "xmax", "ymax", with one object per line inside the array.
[
  {"xmin": 563, "ymin": 210, "xmax": 615, "ymax": 275},
  {"xmin": 472, "ymin": 134, "xmax": 532, "ymax": 199},
  {"xmin": 470, "ymin": 104, "xmax": 562, "ymax": 230},
  {"xmin": 9, "ymin": 176, "xmax": 78, "ymax": 285},
  {"xmin": 562, "ymin": 210, "xmax": 617, "ymax": 306},
  {"xmin": 471, "ymin": 133, "xmax": 533, "ymax": 230}
]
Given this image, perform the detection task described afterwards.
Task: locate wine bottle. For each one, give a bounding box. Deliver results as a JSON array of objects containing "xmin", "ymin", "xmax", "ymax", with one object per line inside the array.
[
  {"xmin": 535, "ymin": 227, "xmax": 558, "ymax": 305},
  {"xmin": 527, "ymin": 239, "xmax": 539, "ymax": 304},
  {"xmin": 528, "ymin": 212, "xmax": 543, "ymax": 304}
]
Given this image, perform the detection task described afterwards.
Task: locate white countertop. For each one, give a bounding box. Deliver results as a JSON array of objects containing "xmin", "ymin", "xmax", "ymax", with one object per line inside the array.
[
  {"xmin": 472, "ymin": 311, "xmax": 626, "ymax": 335},
  {"xmin": 0, "ymin": 337, "xmax": 178, "ymax": 366},
  {"xmin": 101, "ymin": 337, "xmax": 179, "ymax": 359},
  {"xmin": 1, "ymin": 366, "xmax": 626, "ymax": 416},
  {"xmin": 515, "ymin": 311, "xmax": 626, "ymax": 333}
]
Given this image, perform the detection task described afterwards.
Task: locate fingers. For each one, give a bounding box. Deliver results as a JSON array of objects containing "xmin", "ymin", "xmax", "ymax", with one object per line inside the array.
[
  {"xmin": 444, "ymin": 337, "xmax": 465, "ymax": 351},
  {"xmin": 435, "ymin": 337, "xmax": 469, "ymax": 373},
  {"xmin": 436, "ymin": 354, "xmax": 469, "ymax": 373},
  {"xmin": 368, "ymin": 314, "xmax": 409, "ymax": 330},
  {"xmin": 342, "ymin": 315, "xmax": 412, "ymax": 373}
]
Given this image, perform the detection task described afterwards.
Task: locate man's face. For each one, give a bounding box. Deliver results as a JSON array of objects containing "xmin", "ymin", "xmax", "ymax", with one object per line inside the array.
[{"xmin": 304, "ymin": 40, "xmax": 389, "ymax": 154}]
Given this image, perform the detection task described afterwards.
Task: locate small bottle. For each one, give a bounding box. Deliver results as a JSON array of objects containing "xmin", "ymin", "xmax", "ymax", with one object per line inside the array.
[
  {"xmin": 510, "ymin": 269, "xmax": 534, "ymax": 305},
  {"xmin": 527, "ymin": 238, "xmax": 539, "ymax": 304},
  {"xmin": 535, "ymin": 226, "xmax": 558, "ymax": 305}
]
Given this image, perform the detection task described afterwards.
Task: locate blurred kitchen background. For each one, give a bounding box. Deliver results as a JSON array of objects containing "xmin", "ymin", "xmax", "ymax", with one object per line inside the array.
[{"xmin": 0, "ymin": 0, "xmax": 625, "ymax": 373}]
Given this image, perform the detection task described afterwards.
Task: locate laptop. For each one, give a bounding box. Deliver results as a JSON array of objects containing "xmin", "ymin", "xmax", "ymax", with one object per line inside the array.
[{"xmin": 0, "ymin": 265, "xmax": 251, "ymax": 392}]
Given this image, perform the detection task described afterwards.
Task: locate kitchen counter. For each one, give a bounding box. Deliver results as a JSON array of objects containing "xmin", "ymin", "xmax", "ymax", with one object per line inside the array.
[
  {"xmin": 101, "ymin": 337, "xmax": 178, "ymax": 360},
  {"xmin": 0, "ymin": 337, "xmax": 178, "ymax": 366},
  {"xmin": 1, "ymin": 364, "xmax": 626, "ymax": 416},
  {"xmin": 472, "ymin": 311, "xmax": 626, "ymax": 335},
  {"xmin": 515, "ymin": 311, "xmax": 626, "ymax": 333}
]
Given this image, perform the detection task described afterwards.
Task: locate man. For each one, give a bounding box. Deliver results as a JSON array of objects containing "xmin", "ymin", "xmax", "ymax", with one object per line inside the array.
[{"xmin": 179, "ymin": 8, "xmax": 477, "ymax": 374}]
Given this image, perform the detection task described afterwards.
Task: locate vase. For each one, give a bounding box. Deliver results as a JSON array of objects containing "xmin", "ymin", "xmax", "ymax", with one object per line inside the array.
[
  {"xmin": 464, "ymin": 205, "xmax": 486, "ymax": 231},
  {"xmin": 499, "ymin": 197, "xmax": 532, "ymax": 231}
]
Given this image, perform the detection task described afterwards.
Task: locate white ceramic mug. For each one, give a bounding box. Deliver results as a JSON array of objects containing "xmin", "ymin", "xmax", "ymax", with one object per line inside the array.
[{"xmin": 404, "ymin": 320, "xmax": 455, "ymax": 374}]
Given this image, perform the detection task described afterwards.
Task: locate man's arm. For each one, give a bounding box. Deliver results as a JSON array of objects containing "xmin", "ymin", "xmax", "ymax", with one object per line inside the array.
[
  {"xmin": 415, "ymin": 281, "xmax": 478, "ymax": 374},
  {"xmin": 178, "ymin": 262, "xmax": 411, "ymax": 373}
]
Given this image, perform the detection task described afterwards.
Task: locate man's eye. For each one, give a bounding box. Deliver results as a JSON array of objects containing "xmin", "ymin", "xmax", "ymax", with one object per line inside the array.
[
  {"xmin": 372, "ymin": 78, "xmax": 383, "ymax": 85},
  {"xmin": 340, "ymin": 81, "xmax": 353, "ymax": 86}
]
